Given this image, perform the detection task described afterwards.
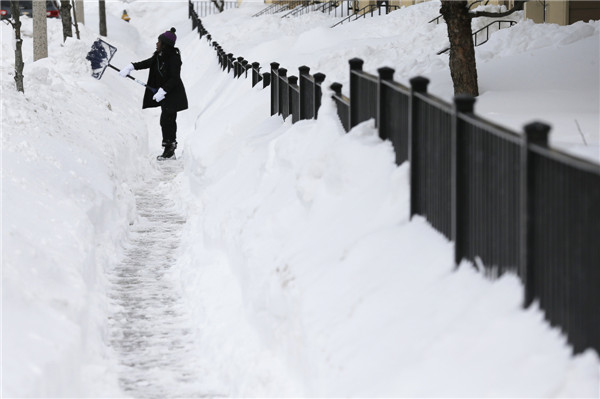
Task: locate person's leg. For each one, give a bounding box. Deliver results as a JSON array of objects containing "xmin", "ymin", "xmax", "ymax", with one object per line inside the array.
[
  {"xmin": 159, "ymin": 107, "xmax": 178, "ymax": 158},
  {"xmin": 160, "ymin": 107, "xmax": 178, "ymax": 145}
]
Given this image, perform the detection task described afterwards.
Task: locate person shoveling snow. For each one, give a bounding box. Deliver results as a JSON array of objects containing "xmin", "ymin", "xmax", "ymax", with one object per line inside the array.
[
  {"xmin": 87, "ymin": 29, "xmax": 188, "ymax": 160},
  {"xmin": 120, "ymin": 28, "xmax": 189, "ymax": 160}
]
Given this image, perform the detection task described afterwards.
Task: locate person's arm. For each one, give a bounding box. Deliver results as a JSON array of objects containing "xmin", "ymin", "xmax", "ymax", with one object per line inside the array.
[
  {"xmin": 132, "ymin": 55, "xmax": 154, "ymax": 71},
  {"xmin": 119, "ymin": 55, "xmax": 154, "ymax": 78}
]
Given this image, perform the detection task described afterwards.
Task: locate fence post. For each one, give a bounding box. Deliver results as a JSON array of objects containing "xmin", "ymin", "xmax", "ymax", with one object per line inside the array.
[
  {"xmin": 289, "ymin": 76, "xmax": 298, "ymax": 123},
  {"xmin": 218, "ymin": 47, "xmax": 225, "ymax": 69},
  {"xmin": 262, "ymin": 72, "xmax": 271, "ymax": 88},
  {"xmin": 377, "ymin": 66, "xmax": 394, "ymax": 140},
  {"xmin": 408, "ymin": 76, "xmax": 430, "ymax": 219},
  {"xmin": 452, "ymin": 94, "xmax": 476, "ymax": 267},
  {"xmin": 278, "ymin": 68, "xmax": 288, "ymax": 117},
  {"xmin": 252, "ymin": 62, "xmax": 261, "ymax": 87},
  {"xmin": 270, "ymin": 62, "xmax": 280, "ymax": 115},
  {"xmin": 227, "ymin": 53, "xmax": 234, "ymax": 73},
  {"xmin": 220, "ymin": 48, "xmax": 226, "ymax": 70},
  {"xmin": 298, "ymin": 65, "xmax": 310, "ymax": 120},
  {"xmin": 313, "ymin": 72, "xmax": 326, "ymax": 119},
  {"xmin": 349, "ymin": 58, "xmax": 364, "ymax": 129},
  {"xmin": 331, "ymin": 82, "xmax": 349, "ymax": 131},
  {"xmin": 236, "ymin": 57, "xmax": 244, "ymax": 78},
  {"xmin": 521, "ymin": 121, "xmax": 551, "ymax": 307},
  {"xmin": 242, "ymin": 60, "xmax": 249, "ymax": 78}
]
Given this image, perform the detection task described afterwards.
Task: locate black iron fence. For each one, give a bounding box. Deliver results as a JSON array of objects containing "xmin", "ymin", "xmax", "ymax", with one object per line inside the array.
[{"xmin": 189, "ymin": 4, "xmax": 600, "ymax": 355}]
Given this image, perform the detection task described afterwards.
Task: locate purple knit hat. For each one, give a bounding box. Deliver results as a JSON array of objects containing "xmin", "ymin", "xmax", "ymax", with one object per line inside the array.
[{"xmin": 158, "ymin": 27, "xmax": 177, "ymax": 47}]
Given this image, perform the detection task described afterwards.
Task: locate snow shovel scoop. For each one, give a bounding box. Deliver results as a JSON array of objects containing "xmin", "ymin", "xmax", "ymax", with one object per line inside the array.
[{"xmin": 86, "ymin": 39, "xmax": 157, "ymax": 93}]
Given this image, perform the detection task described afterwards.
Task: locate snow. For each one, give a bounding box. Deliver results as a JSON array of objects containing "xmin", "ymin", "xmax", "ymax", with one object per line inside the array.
[{"xmin": 2, "ymin": 0, "xmax": 599, "ymax": 397}]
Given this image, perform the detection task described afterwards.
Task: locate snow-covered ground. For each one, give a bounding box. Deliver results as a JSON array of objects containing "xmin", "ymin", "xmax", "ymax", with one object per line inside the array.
[{"xmin": 2, "ymin": 0, "xmax": 599, "ymax": 397}]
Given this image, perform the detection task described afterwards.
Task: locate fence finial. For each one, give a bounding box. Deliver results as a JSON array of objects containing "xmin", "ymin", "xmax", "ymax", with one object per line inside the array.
[
  {"xmin": 378, "ymin": 67, "xmax": 395, "ymax": 81},
  {"xmin": 409, "ymin": 76, "xmax": 429, "ymax": 93},
  {"xmin": 349, "ymin": 58, "xmax": 364, "ymax": 71},
  {"xmin": 454, "ymin": 94, "xmax": 476, "ymax": 113},
  {"xmin": 330, "ymin": 82, "xmax": 343, "ymax": 96},
  {"xmin": 524, "ymin": 122, "xmax": 551, "ymax": 145},
  {"xmin": 299, "ymin": 66, "xmax": 310, "ymax": 76},
  {"xmin": 313, "ymin": 73, "xmax": 326, "ymax": 84}
]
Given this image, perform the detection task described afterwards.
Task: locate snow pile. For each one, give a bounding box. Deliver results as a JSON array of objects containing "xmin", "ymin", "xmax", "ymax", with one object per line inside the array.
[
  {"xmin": 174, "ymin": 32, "xmax": 599, "ymax": 396},
  {"xmin": 1, "ymin": 7, "xmax": 154, "ymax": 398}
]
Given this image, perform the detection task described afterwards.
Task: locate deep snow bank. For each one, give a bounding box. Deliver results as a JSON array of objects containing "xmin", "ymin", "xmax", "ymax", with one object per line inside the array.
[
  {"xmin": 173, "ymin": 29, "xmax": 599, "ymax": 396},
  {"xmin": 1, "ymin": 11, "xmax": 152, "ymax": 398}
]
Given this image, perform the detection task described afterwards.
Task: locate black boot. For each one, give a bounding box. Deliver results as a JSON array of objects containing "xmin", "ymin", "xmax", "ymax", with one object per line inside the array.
[{"xmin": 157, "ymin": 141, "xmax": 177, "ymax": 160}]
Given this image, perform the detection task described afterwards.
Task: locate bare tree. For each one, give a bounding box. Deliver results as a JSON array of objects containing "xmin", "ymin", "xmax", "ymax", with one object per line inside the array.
[
  {"xmin": 7, "ymin": 1, "xmax": 24, "ymax": 92},
  {"xmin": 72, "ymin": 0, "xmax": 80, "ymax": 39},
  {"xmin": 59, "ymin": 0, "xmax": 73, "ymax": 41},
  {"xmin": 440, "ymin": 0, "xmax": 525, "ymax": 96},
  {"xmin": 33, "ymin": 0, "xmax": 48, "ymax": 61},
  {"xmin": 99, "ymin": 0, "xmax": 107, "ymax": 37}
]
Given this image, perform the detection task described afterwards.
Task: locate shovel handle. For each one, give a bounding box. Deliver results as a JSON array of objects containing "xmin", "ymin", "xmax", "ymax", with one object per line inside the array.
[{"xmin": 108, "ymin": 64, "xmax": 157, "ymax": 94}]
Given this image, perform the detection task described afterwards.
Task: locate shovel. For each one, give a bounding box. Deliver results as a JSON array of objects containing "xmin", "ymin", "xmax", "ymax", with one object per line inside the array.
[{"xmin": 86, "ymin": 39, "xmax": 157, "ymax": 93}]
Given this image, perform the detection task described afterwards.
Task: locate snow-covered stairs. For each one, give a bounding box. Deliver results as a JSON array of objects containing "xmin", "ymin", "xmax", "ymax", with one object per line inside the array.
[{"xmin": 106, "ymin": 160, "xmax": 208, "ymax": 398}]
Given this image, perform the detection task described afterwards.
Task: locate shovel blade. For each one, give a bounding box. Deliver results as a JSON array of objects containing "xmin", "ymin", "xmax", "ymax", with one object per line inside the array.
[{"xmin": 86, "ymin": 39, "xmax": 117, "ymax": 80}]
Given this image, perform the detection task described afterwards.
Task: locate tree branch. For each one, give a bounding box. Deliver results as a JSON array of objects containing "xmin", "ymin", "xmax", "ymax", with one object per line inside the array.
[
  {"xmin": 2, "ymin": 18, "xmax": 15, "ymax": 28},
  {"xmin": 469, "ymin": 0, "xmax": 526, "ymax": 18}
]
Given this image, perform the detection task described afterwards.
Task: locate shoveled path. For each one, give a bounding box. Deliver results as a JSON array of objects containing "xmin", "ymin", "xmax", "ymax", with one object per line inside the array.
[{"xmin": 106, "ymin": 159, "xmax": 209, "ymax": 398}]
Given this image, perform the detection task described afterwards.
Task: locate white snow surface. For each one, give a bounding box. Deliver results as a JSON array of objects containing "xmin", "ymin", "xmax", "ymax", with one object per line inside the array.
[{"xmin": 1, "ymin": 0, "xmax": 599, "ymax": 397}]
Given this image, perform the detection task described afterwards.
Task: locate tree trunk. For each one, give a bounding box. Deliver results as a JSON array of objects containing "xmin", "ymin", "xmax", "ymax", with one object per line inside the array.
[
  {"xmin": 60, "ymin": 0, "xmax": 73, "ymax": 41},
  {"xmin": 99, "ymin": 0, "xmax": 107, "ymax": 37},
  {"xmin": 10, "ymin": 1, "xmax": 24, "ymax": 93},
  {"xmin": 72, "ymin": 1, "xmax": 80, "ymax": 39},
  {"xmin": 75, "ymin": 0, "xmax": 84, "ymax": 24},
  {"xmin": 33, "ymin": 0, "xmax": 48, "ymax": 61},
  {"xmin": 440, "ymin": 1, "xmax": 478, "ymax": 96}
]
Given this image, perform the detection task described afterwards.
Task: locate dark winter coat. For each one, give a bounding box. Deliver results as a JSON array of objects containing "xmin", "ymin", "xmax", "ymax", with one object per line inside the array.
[{"xmin": 132, "ymin": 48, "xmax": 188, "ymax": 112}]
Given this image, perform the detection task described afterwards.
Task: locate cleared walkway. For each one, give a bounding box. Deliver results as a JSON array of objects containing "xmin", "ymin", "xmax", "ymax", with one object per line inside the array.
[{"xmin": 106, "ymin": 160, "xmax": 208, "ymax": 398}]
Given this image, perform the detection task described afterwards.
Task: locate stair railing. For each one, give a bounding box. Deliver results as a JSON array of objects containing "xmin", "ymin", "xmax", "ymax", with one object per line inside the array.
[
  {"xmin": 253, "ymin": 1, "xmax": 292, "ymax": 17},
  {"xmin": 282, "ymin": 0, "xmax": 316, "ymax": 18},
  {"xmin": 437, "ymin": 19, "xmax": 516, "ymax": 55},
  {"xmin": 331, "ymin": 3, "xmax": 398, "ymax": 28}
]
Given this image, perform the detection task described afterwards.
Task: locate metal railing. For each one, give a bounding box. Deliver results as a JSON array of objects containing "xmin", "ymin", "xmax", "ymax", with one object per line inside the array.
[
  {"xmin": 429, "ymin": 0, "xmax": 487, "ymax": 22},
  {"xmin": 438, "ymin": 19, "xmax": 517, "ymax": 54},
  {"xmin": 331, "ymin": 2, "xmax": 399, "ymax": 27},
  {"xmin": 281, "ymin": 0, "xmax": 340, "ymax": 17},
  {"xmin": 192, "ymin": 0, "xmax": 237, "ymax": 17},
  {"xmin": 252, "ymin": 1, "xmax": 294, "ymax": 17},
  {"xmin": 252, "ymin": 2, "xmax": 281, "ymax": 17},
  {"xmin": 189, "ymin": 3, "xmax": 600, "ymax": 356}
]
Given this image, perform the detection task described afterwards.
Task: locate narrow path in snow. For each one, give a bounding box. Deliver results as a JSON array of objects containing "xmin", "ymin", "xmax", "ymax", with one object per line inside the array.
[{"xmin": 106, "ymin": 160, "xmax": 207, "ymax": 398}]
